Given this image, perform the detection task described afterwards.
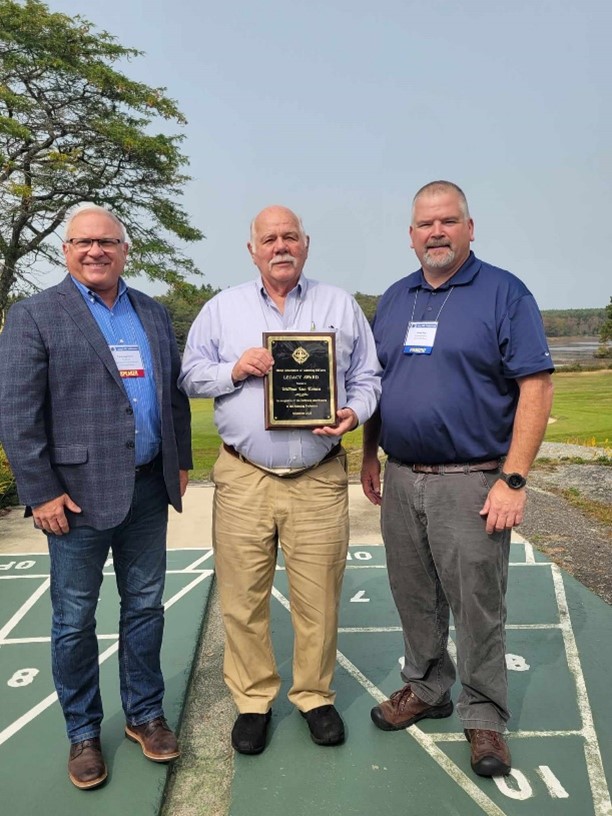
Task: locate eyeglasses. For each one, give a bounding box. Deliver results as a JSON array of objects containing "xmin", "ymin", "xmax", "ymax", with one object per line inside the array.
[{"xmin": 66, "ymin": 238, "xmax": 123, "ymax": 250}]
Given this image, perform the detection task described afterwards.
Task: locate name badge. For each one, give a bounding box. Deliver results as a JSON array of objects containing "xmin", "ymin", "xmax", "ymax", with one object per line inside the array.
[
  {"xmin": 109, "ymin": 344, "xmax": 145, "ymax": 377},
  {"xmin": 403, "ymin": 321, "xmax": 438, "ymax": 355}
]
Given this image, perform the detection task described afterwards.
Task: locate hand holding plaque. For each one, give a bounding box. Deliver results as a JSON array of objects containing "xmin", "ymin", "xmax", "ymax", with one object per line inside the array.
[{"xmin": 263, "ymin": 332, "xmax": 337, "ymax": 429}]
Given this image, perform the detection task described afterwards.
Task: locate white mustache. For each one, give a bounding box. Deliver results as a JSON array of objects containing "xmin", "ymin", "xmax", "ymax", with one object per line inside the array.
[{"xmin": 270, "ymin": 254, "xmax": 296, "ymax": 266}]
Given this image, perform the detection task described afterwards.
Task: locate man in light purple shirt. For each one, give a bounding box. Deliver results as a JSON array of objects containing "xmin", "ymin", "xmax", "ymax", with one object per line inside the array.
[{"xmin": 180, "ymin": 205, "xmax": 380, "ymax": 754}]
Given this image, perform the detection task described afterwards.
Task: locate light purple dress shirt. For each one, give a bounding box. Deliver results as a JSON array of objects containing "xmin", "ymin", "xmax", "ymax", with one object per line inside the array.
[{"xmin": 179, "ymin": 275, "xmax": 381, "ymax": 469}]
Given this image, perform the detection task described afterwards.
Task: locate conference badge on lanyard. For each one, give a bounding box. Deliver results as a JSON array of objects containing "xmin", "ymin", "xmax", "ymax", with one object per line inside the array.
[
  {"xmin": 403, "ymin": 286, "xmax": 455, "ymax": 355},
  {"xmin": 403, "ymin": 321, "xmax": 438, "ymax": 355}
]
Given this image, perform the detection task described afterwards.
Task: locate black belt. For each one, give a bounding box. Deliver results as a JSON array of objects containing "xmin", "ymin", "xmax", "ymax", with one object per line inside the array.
[
  {"xmin": 135, "ymin": 453, "xmax": 162, "ymax": 477},
  {"xmin": 388, "ymin": 457, "xmax": 501, "ymax": 474},
  {"xmin": 223, "ymin": 443, "xmax": 342, "ymax": 478}
]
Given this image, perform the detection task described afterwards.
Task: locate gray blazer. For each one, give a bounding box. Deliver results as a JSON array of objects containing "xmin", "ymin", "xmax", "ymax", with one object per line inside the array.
[{"xmin": 0, "ymin": 275, "xmax": 192, "ymax": 529}]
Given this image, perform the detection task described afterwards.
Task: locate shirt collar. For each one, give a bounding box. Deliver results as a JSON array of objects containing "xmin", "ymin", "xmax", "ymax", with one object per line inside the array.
[
  {"xmin": 406, "ymin": 251, "xmax": 481, "ymax": 291},
  {"xmin": 258, "ymin": 274, "xmax": 308, "ymax": 301},
  {"xmin": 70, "ymin": 275, "xmax": 127, "ymax": 305}
]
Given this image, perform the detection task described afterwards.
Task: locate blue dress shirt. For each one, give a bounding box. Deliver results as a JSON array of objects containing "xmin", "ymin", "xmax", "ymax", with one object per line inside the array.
[{"xmin": 71, "ymin": 276, "xmax": 161, "ymax": 466}]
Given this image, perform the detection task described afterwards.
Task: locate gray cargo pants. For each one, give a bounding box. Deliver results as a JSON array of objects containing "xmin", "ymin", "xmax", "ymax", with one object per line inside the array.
[{"xmin": 381, "ymin": 459, "xmax": 511, "ymax": 732}]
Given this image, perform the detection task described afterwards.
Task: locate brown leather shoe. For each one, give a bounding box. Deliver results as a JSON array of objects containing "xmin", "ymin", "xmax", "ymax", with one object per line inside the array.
[
  {"xmin": 465, "ymin": 728, "xmax": 511, "ymax": 776},
  {"xmin": 371, "ymin": 684, "xmax": 453, "ymax": 731},
  {"xmin": 68, "ymin": 737, "xmax": 107, "ymax": 789},
  {"xmin": 125, "ymin": 716, "xmax": 180, "ymax": 762}
]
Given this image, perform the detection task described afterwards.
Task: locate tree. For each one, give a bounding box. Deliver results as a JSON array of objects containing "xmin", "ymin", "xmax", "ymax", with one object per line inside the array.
[
  {"xmin": 353, "ymin": 292, "xmax": 380, "ymax": 324},
  {"xmin": 155, "ymin": 281, "xmax": 220, "ymax": 352},
  {"xmin": 596, "ymin": 296, "xmax": 612, "ymax": 358},
  {"xmin": 0, "ymin": 0, "xmax": 203, "ymax": 323}
]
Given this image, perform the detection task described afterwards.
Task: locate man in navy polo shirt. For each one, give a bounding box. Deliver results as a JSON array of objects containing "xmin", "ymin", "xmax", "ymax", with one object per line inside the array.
[{"xmin": 361, "ymin": 181, "xmax": 553, "ymax": 777}]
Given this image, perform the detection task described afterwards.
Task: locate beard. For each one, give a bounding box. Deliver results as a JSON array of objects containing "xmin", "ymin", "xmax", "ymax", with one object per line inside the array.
[{"xmin": 423, "ymin": 245, "xmax": 456, "ymax": 269}]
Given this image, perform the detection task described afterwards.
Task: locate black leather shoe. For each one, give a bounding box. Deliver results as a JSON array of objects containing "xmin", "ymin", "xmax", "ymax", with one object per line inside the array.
[
  {"xmin": 301, "ymin": 704, "xmax": 345, "ymax": 746},
  {"xmin": 231, "ymin": 710, "xmax": 271, "ymax": 755}
]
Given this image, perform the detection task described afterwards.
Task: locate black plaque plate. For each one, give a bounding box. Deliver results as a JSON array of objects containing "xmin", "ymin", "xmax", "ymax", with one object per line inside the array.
[{"xmin": 263, "ymin": 332, "xmax": 337, "ymax": 429}]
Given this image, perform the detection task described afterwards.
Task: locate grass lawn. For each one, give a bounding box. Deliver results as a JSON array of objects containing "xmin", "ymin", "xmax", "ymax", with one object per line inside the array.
[
  {"xmin": 189, "ymin": 398, "xmax": 364, "ymax": 480},
  {"xmin": 546, "ymin": 370, "xmax": 612, "ymax": 449},
  {"xmin": 189, "ymin": 369, "xmax": 612, "ymax": 480}
]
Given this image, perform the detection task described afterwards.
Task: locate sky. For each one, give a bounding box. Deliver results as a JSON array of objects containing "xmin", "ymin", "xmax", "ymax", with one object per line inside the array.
[{"xmin": 43, "ymin": 0, "xmax": 611, "ymax": 310}]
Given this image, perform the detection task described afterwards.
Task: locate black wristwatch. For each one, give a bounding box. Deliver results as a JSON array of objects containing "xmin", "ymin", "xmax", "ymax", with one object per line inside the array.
[{"xmin": 499, "ymin": 471, "xmax": 527, "ymax": 490}]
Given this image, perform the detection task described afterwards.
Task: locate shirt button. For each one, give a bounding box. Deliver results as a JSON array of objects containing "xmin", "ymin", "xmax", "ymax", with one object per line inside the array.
[{"xmin": 126, "ymin": 441, "xmax": 135, "ymax": 449}]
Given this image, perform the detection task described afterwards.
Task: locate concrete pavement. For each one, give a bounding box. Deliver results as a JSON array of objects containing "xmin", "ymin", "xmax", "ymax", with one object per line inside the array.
[{"xmin": 0, "ymin": 482, "xmax": 383, "ymax": 554}]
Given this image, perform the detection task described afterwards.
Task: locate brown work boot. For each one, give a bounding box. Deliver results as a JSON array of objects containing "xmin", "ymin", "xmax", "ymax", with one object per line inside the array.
[
  {"xmin": 68, "ymin": 737, "xmax": 107, "ymax": 789},
  {"xmin": 125, "ymin": 716, "xmax": 180, "ymax": 762},
  {"xmin": 465, "ymin": 728, "xmax": 511, "ymax": 776},
  {"xmin": 371, "ymin": 684, "xmax": 453, "ymax": 731}
]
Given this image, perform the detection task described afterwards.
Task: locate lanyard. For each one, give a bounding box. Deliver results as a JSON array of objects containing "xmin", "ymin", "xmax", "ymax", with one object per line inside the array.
[{"xmin": 409, "ymin": 286, "xmax": 455, "ymax": 324}]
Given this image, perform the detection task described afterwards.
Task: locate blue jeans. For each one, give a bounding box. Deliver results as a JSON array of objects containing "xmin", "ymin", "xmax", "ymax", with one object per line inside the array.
[{"xmin": 48, "ymin": 471, "xmax": 169, "ymax": 743}]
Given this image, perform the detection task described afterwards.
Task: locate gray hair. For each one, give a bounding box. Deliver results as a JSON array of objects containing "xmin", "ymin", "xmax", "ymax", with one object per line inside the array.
[
  {"xmin": 249, "ymin": 208, "xmax": 307, "ymax": 245},
  {"xmin": 64, "ymin": 204, "xmax": 128, "ymax": 242},
  {"xmin": 411, "ymin": 181, "xmax": 470, "ymax": 222}
]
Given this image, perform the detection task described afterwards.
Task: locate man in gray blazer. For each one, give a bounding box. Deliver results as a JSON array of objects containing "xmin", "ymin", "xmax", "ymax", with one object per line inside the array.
[{"xmin": 0, "ymin": 205, "xmax": 192, "ymax": 789}]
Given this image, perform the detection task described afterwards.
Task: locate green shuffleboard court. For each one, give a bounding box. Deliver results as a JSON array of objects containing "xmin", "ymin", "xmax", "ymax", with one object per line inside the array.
[
  {"xmin": 1, "ymin": 539, "xmax": 611, "ymax": 816},
  {"xmin": 0, "ymin": 549, "xmax": 213, "ymax": 815},
  {"xmin": 230, "ymin": 540, "xmax": 612, "ymax": 816}
]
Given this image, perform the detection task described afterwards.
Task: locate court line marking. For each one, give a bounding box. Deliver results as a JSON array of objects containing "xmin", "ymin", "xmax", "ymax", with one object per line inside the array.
[
  {"xmin": 0, "ymin": 578, "xmax": 50, "ymax": 641},
  {"xmin": 273, "ymin": 561, "xmax": 551, "ymax": 573},
  {"xmin": 550, "ymin": 563, "xmax": 612, "ymax": 816},
  {"xmin": 182, "ymin": 550, "xmax": 215, "ymax": 571},
  {"xmin": 338, "ymin": 623, "xmax": 564, "ymax": 633},
  {"xmin": 271, "ymin": 584, "xmax": 507, "ymax": 816},
  {"xmin": 272, "ymin": 538, "xmax": 612, "ymax": 816},
  {"xmin": 0, "ymin": 569, "xmax": 213, "ymax": 580},
  {"xmin": 0, "ymin": 570, "xmax": 212, "ymax": 747}
]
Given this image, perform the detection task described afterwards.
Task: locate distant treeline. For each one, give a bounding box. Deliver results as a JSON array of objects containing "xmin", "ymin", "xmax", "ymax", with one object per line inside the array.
[
  {"xmin": 539, "ymin": 309, "xmax": 606, "ymax": 337},
  {"xmin": 354, "ymin": 294, "xmax": 606, "ymax": 337}
]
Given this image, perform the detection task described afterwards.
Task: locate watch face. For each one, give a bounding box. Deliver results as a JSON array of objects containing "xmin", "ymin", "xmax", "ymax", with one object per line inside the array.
[{"xmin": 506, "ymin": 473, "xmax": 526, "ymax": 489}]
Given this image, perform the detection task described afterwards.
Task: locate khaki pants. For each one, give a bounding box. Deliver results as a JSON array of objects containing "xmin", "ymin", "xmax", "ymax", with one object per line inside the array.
[{"xmin": 211, "ymin": 445, "xmax": 349, "ymax": 713}]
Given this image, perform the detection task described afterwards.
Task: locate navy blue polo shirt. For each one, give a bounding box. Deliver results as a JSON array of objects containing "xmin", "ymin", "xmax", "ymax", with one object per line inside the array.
[{"xmin": 372, "ymin": 252, "xmax": 553, "ymax": 464}]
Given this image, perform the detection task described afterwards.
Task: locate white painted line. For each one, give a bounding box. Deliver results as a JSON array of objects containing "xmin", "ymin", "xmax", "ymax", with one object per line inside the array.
[
  {"xmin": 1, "ymin": 634, "xmax": 120, "ymax": 645},
  {"xmin": 0, "ymin": 689, "xmax": 60, "ymax": 746},
  {"xmin": 181, "ymin": 550, "xmax": 214, "ymax": 572},
  {"xmin": 551, "ymin": 563, "xmax": 612, "ymax": 816},
  {"xmin": 274, "ymin": 564, "xmax": 387, "ymax": 571},
  {"xmin": 338, "ymin": 623, "xmax": 561, "ymax": 634},
  {"xmin": 164, "ymin": 571, "xmax": 213, "ymax": 610},
  {"xmin": 0, "ymin": 570, "xmax": 213, "ymax": 747},
  {"xmin": 505, "ymin": 623, "xmax": 561, "ymax": 630},
  {"xmin": 0, "ymin": 575, "xmax": 51, "ymax": 580},
  {"xmin": 339, "ymin": 626, "xmax": 403, "ymax": 633},
  {"xmin": 524, "ymin": 541, "xmax": 536, "ymax": 564},
  {"xmin": 271, "ymin": 586, "xmax": 508, "ymax": 816},
  {"xmin": 0, "ymin": 570, "xmax": 212, "ymax": 579},
  {"xmin": 433, "ymin": 730, "xmax": 583, "ymax": 742},
  {"xmin": 508, "ymin": 562, "xmax": 551, "ymax": 567},
  {"xmin": 0, "ymin": 578, "xmax": 50, "ymax": 641}
]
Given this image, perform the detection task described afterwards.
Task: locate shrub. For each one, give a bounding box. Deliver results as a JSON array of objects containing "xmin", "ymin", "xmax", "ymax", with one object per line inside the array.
[{"xmin": 0, "ymin": 445, "xmax": 18, "ymax": 509}]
